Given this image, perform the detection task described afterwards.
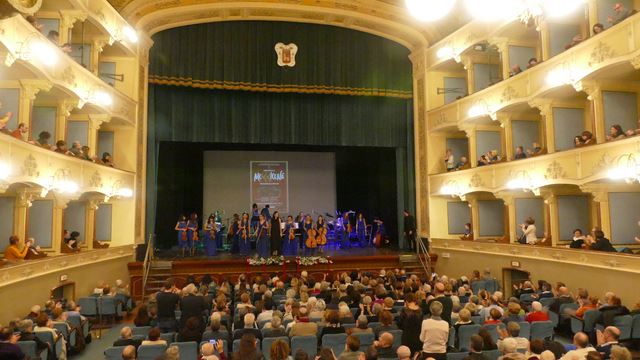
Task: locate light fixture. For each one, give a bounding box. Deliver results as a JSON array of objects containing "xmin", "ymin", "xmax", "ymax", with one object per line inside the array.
[
  {"xmin": 105, "ymin": 180, "xmax": 133, "ymax": 202},
  {"xmin": 440, "ymin": 180, "xmax": 467, "ymax": 200},
  {"xmin": 122, "ymin": 26, "xmax": 139, "ymax": 43},
  {"xmin": 93, "ymin": 90, "xmax": 113, "ymax": 107},
  {"xmin": 507, "ymin": 170, "xmax": 543, "ymax": 195},
  {"xmin": 0, "ymin": 161, "xmax": 11, "ymax": 180},
  {"xmin": 607, "ymin": 153, "xmax": 640, "ymax": 183},
  {"xmin": 468, "ymin": 99, "xmax": 491, "ymax": 118},
  {"xmin": 465, "ymin": 0, "xmax": 524, "ymax": 21},
  {"xmin": 405, "ymin": 0, "xmax": 456, "ymax": 22},
  {"xmin": 30, "ymin": 40, "xmax": 58, "ymax": 66},
  {"xmin": 40, "ymin": 169, "xmax": 79, "ymax": 197},
  {"xmin": 117, "ymin": 188, "xmax": 133, "ymax": 197},
  {"xmin": 437, "ymin": 46, "xmax": 456, "ymax": 60}
]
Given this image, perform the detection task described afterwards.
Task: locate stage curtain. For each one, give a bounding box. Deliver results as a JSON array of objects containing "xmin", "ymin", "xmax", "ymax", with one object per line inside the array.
[{"xmin": 149, "ymin": 21, "xmax": 412, "ymax": 98}]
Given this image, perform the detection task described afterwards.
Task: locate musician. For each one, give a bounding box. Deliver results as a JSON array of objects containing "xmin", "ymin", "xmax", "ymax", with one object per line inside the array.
[
  {"xmin": 213, "ymin": 210, "xmax": 223, "ymax": 248},
  {"xmin": 186, "ymin": 213, "xmax": 199, "ymax": 256},
  {"xmin": 175, "ymin": 215, "xmax": 188, "ymax": 257},
  {"xmin": 283, "ymin": 215, "xmax": 297, "ymax": 256},
  {"xmin": 239, "ymin": 213, "xmax": 251, "ymax": 256},
  {"xmin": 270, "ymin": 211, "xmax": 283, "ymax": 256},
  {"xmin": 403, "ymin": 210, "xmax": 417, "ymax": 251},
  {"xmin": 255, "ymin": 214, "xmax": 270, "ymax": 258},
  {"xmin": 302, "ymin": 215, "xmax": 316, "ymax": 255},
  {"xmin": 229, "ymin": 213, "xmax": 240, "ymax": 254},
  {"xmin": 341, "ymin": 212, "xmax": 351, "ymax": 249},
  {"xmin": 204, "ymin": 215, "xmax": 217, "ymax": 256},
  {"xmin": 296, "ymin": 212, "xmax": 305, "ymax": 250},
  {"xmin": 250, "ymin": 203, "xmax": 260, "ymax": 231},
  {"xmin": 373, "ymin": 218, "xmax": 386, "ymax": 248},
  {"xmin": 356, "ymin": 213, "xmax": 367, "ymax": 247},
  {"xmin": 316, "ymin": 215, "xmax": 328, "ymax": 253},
  {"xmin": 261, "ymin": 204, "xmax": 272, "ymax": 221}
]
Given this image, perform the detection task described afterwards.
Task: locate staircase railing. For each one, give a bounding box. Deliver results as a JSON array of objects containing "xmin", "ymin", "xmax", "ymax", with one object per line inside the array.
[
  {"xmin": 416, "ymin": 237, "xmax": 432, "ymax": 278},
  {"xmin": 141, "ymin": 234, "xmax": 155, "ymax": 301}
]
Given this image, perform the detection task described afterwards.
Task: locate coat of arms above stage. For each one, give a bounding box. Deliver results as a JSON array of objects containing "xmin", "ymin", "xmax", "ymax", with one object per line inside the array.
[{"xmin": 274, "ymin": 42, "xmax": 298, "ymax": 67}]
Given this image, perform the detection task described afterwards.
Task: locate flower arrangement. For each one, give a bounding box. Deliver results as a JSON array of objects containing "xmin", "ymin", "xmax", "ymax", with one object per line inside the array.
[
  {"xmin": 296, "ymin": 256, "xmax": 333, "ymax": 266},
  {"xmin": 247, "ymin": 256, "xmax": 286, "ymax": 266}
]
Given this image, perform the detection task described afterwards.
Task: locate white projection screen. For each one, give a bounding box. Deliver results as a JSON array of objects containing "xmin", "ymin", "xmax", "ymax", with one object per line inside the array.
[{"xmin": 203, "ymin": 151, "xmax": 336, "ymax": 218}]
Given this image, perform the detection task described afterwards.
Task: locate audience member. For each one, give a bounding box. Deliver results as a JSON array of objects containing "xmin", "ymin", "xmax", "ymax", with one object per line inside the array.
[
  {"xmin": 420, "ymin": 301, "xmax": 448, "ymax": 360},
  {"xmin": 122, "ymin": 345, "xmax": 136, "ymax": 360},
  {"xmin": 514, "ymin": 146, "xmax": 527, "ymax": 160},
  {"xmin": 467, "ymin": 334, "xmax": 489, "ymax": 360},
  {"xmin": 527, "ymin": 58, "xmax": 539, "ymax": 69},
  {"xmin": 609, "ymin": 346, "xmax": 631, "ymax": 360},
  {"xmin": 3, "ymin": 236, "xmax": 32, "ymax": 261},
  {"xmin": 156, "ymin": 279, "xmax": 180, "ymax": 332},
  {"xmin": 525, "ymin": 302, "xmax": 549, "ymax": 323},
  {"xmin": 560, "ymin": 332, "xmax": 595, "ymax": 360},
  {"xmin": 608, "ymin": 3, "xmax": 633, "ymax": 25},
  {"xmin": 593, "ymin": 23, "xmax": 604, "ymax": 34},
  {"xmin": 114, "ymin": 326, "xmax": 142, "ymax": 348},
  {"xmin": 607, "ymin": 125, "xmax": 626, "ymax": 141},
  {"xmin": 338, "ymin": 335, "xmax": 361, "ymax": 360},
  {"xmin": 289, "ymin": 306, "xmax": 317, "ymax": 338},
  {"xmin": 595, "ymin": 326, "xmax": 621, "ymax": 360},
  {"xmin": 497, "ymin": 322, "xmax": 529, "ymax": 353},
  {"xmin": 141, "ymin": 327, "xmax": 166, "ymax": 346},
  {"xmin": 373, "ymin": 332, "xmax": 396, "ymax": 358},
  {"xmin": 445, "ymin": 149, "xmax": 455, "ymax": 172},
  {"xmin": 0, "ymin": 327, "xmax": 25, "ymax": 360},
  {"xmin": 11, "ymin": 123, "xmax": 28, "ymax": 141}
]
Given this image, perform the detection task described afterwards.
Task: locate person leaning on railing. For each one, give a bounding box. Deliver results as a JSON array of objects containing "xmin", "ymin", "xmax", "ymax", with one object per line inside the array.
[{"xmin": 3, "ymin": 235, "xmax": 32, "ymax": 261}]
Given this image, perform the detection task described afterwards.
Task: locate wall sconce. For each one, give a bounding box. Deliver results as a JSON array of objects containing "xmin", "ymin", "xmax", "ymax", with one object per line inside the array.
[
  {"xmin": 607, "ymin": 153, "xmax": 640, "ymax": 183},
  {"xmin": 14, "ymin": 33, "xmax": 59, "ymax": 67},
  {"xmin": 440, "ymin": 180, "xmax": 467, "ymax": 200},
  {"xmin": 468, "ymin": 99, "xmax": 491, "ymax": 119},
  {"xmin": 0, "ymin": 160, "xmax": 11, "ymax": 181},
  {"xmin": 105, "ymin": 179, "xmax": 133, "ymax": 202}
]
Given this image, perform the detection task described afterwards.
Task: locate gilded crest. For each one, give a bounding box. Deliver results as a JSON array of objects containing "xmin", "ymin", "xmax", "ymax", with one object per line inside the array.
[{"xmin": 274, "ymin": 43, "xmax": 298, "ymax": 67}]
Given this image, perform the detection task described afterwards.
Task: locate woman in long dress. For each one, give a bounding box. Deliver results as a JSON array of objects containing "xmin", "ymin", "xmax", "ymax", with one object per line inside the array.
[
  {"xmin": 283, "ymin": 215, "xmax": 297, "ymax": 256},
  {"xmin": 229, "ymin": 213, "xmax": 240, "ymax": 254},
  {"xmin": 270, "ymin": 211, "xmax": 283, "ymax": 256},
  {"xmin": 204, "ymin": 215, "xmax": 217, "ymax": 256},
  {"xmin": 239, "ymin": 213, "xmax": 251, "ymax": 256},
  {"xmin": 175, "ymin": 215, "xmax": 188, "ymax": 257},
  {"xmin": 186, "ymin": 213, "xmax": 199, "ymax": 256},
  {"xmin": 356, "ymin": 213, "xmax": 367, "ymax": 247},
  {"xmin": 255, "ymin": 214, "xmax": 270, "ymax": 258}
]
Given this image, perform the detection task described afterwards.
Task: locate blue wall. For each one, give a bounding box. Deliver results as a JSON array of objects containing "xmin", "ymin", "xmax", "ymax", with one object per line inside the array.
[
  {"xmin": 0, "ymin": 197, "xmax": 14, "ymax": 247},
  {"xmin": 478, "ymin": 200, "xmax": 504, "ymax": 236},
  {"xmin": 31, "ymin": 106, "xmax": 57, "ymax": 141},
  {"xmin": 508, "ymin": 46, "xmax": 536, "ymax": 70},
  {"xmin": 511, "ymin": 120, "xmax": 540, "ymax": 154},
  {"xmin": 28, "ymin": 200, "xmax": 53, "ymax": 248},
  {"xmin": 476, "ymin": 130, "xmax": 502, "ymax": 157},
  {"xmin": 603, "ymin": 91, "xmax": 638, "ymax": 132},
  {"xmin": 557, "ymin": 195, "xmax": 590, "ymax": 241},
  {"xmin": 553, "ymin": 108, "xmax": 584, "ymax": 151},
  {"xmin": 548, "ymin": 23, "xmax": 581, "ymax": 57},
  {"xmin": 446, "ymin": 138, "xmax": 469, "ymax": 161},
  {"xmin": 515, "ymin": 198, "xmax": 544, "ymax": 237},
  {"xmin": 0, "ymin": 88, "xmax": 20, "ymax": 130},
  {"xmin": 96, "ymin": 204, "xmax": 112, "ymax": 242},
  {"xmin": 66, "ymin": 121, "xmax": 89, "ymax": 146},
  {"xmin": 473, "ymin": 63, "xmax": 501, "ymax": 92},
  {"xmin": 443, "ymin": 77, "xmax": 468, "ymax": 104},
  {"xmin": 447, "ymin": 201, "xmax": 471, "ymax": 234},
  {"xmin": 64, "ymin": 202, "xmax": 86, "ymax": 243},
  {"xmin": 609, "ymin": 192, "xmax": 640, "ymax": 244}
]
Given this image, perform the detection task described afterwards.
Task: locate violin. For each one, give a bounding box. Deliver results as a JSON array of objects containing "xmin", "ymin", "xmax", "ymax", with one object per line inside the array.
[
  {"xmin": 346, "ymin": 221, "xmax": 353, "ymax": 234},
  {"xmin": 242, "ymin": 222, "xmax": 248, "ymax": 241},
  {"xmin": 288, "ymin": 225, "xmax": 295, "ymax": 241},
  {"xmin": 316, "ymin": 223, "xmax": 327, "ymax": 246},
  {"xmin": 306, "ymin": 225, "xmax": 317, "ymax": 249},
  {"xmin": 228, "ymin": 221, "xmax": 236, "ymax": 236}
]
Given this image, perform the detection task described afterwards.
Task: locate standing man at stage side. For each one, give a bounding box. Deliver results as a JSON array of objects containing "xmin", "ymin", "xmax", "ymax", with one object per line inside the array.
[
  {"xmin": 403, "ymin": 210, "xmax": 416, "ymax": 251},
  {"xmin": 341, "ymin": 212, "xmax": 351, "ymax": 249},
  {"xmin": 270, "ymin": 211, "xmax": 283, "ymax": 256}
]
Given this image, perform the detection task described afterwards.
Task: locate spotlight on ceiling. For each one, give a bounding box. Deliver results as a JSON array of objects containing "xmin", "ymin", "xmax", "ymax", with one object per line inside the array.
[
  {"xmin": 465, "ymin": 0, "xmax": 524, "ymax": 21},
  {"xmin": 405, "ymin": 0, "xmax": 456, "ymax": 22}
]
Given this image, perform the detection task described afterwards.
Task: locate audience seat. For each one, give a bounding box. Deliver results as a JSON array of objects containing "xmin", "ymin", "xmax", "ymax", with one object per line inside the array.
[
  {"xmin": 389, "ymin": 329, "xmax": 403, "ymax": 349},
  {"xmin": 132, "ymin": 326, "xmax": 151, "ymax": 337},
  {"xmin": 482, "ymin": 324, "xmax": 499, "ymax": 343},
  {"xmin": 17, "ymin": 340, "xmax": 41, "ymax": 360},
  {"xmin": 138, "ymin": 344, "xmax": 167, "ymax": 360},
  {"xmin": 160, "ymin": 332, "xmax": 176, "ymax": 343},
  {"xmin": 291, "ymin": 335, "xmax": 316, "ymax": 358},
  {"xmin": 262, "ymin": 336, "xmax": 289, "ymax": 359},
  {"xmin": 343, "ymin": 323, "xmax": 355, "ymax": 330},
  {"xmin": 471, "ymin": 315, "xmax": 482, "ymax": 324},
  {"xmin": 233, "ymin": 338, "xmax": 260, "ymax": 353},
  {"xmin": 518, "ymin": 322, "xmax": 531, "ymax": 339},
  {"xmin": 322, "ymin": 333, "xmax": 347, "ymax": 356},
  {"xmin": 67, "ymin": 313, "xmax": 89, "ymax": 338},
  {"xmin": 53, "ymin": 322, "xmax": 77, "ymax": 347},
  {"xmin": 448, "ymin": 327, "xmax": 455, "ymax": 347},
  {"xmin": 369, "ymin": 322, "xmax": 381, "ymax": 331},
  {"xmin": 169, "ymin": 341, "xmax": 198, "ymax": 360},
  {"xmin": 35, "ymin": 330, "xmax": 62, "ymax": 359},
  {"xmin": 632, "ymin": 314, "xmax": 640, "ymax": 340},
  {"xmin": 457, "ymin": 324, "xmax": 481, "ymax": 351},
  {"xmin": 105, "ymin": 345, "xmax": 126, "ymax": 360},
  {"xmin": 570, "ymin": 310, "xmax": 599, "ymax": 334},
  {"xmin": 98, "ymin": 296, "xmax": 121, "ymax": 322},
  {"xmin": 199, "ymin": 340, "xmax": 228, "ymax": 354},
  {"xmin": 78, "ymin": 297, "xmax": 98, "ymax": 317},
  {"xmin": 519, "ymin": 294, "xmax": 535, "ymax": 304},
  {"xmin": 447, "ymin": 352, "xmax": 469, "ymax": 360},
  {"xmin": 352, "ymin": 332, "xmax": 374, "ymax": 351},
  {"xmin": 539, "ymin": 298, "xmax": 554, "ymax": 308},
  {"xmin": 258, "ymin": 319, "xmax": 271, "ymax": 329},
  {"xmin": 530, "ymin": 321, "xmax": 554, "ymax": 340},
  {"xmin": 485, "ymin": 349, "xmax": 502, "ymax": 360},
  {"xmin": 613, "ymin": 315, "xmax": 633, "ymax": 340}
]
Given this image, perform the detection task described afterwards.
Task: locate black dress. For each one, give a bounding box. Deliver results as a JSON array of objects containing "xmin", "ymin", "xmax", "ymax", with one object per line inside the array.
[
  {"xmin": 396, "ymin": 307, "xmax": 423, "ymax": 354},
  {"xmin": 270, "ymin": 218, "xmax": 282, "ymax": 255}
]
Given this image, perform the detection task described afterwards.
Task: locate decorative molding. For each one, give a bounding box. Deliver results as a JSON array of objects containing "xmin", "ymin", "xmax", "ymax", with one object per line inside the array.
[
  {"xmin": 500, "ymin": 86, "xmax": 519, "ymax": 103},
  {"xmin": 89, "ymin": 171, "xmax": 103, "ymax": 188},
  {"xmin": 21, "ymin": 154, "xmax": 38, "ymax": 177},
  {"xmin": 630, "ymin": 55, "xmax": 640, "ymax": 70},
  {"xmin": 592, "ymin": 152, "xmax": 613, "ymax": 175},
  {"xmin": 588, "ymin": 42, "xmax": 615, "ymax": 67},
  {"xmin": 544, "ymin": 161, "xmax": 566, "ymax": 180},
  {"xmin": 60, "ymin": 9, "xmax": 88, "ymax": 30},
  {"xmin": 469, "ymin": 173, "xmax": 484, "ymax": 188}
]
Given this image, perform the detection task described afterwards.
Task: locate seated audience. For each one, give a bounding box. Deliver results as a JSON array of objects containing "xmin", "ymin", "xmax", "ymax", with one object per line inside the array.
[
  {"xmin": 456, "ymin": 156, "xmax": 470, "ymax": 170},
  {"xmin": 54, "ymin": 140, "xmax": 72, "ymax": 155},
  {"xmin": 510, "ymin": 64, "xmax": 523, "ymax": 77},
  {"xmin": 565, "ymin": 34, "xmax": 584, "ymax": 49},
  {"xmin": 598, "ymin": 296, "xmax": 629, "ymax": 327},
  {"xmin": 560, "ymin": 332, "xmax": 595, "ymax": 360},
  {"xmin": 468, "ymin": 334, "xmax": 490, "ymax": 360},
  {"xmin": 374, "ymin": 332, "xmax": 396, "ymax": 358},
  {"xmin": 397, "ymin": 346, "xmax": 411, "ymax": 360},
  {"xmin": 527, "ymin": 58, "xmax": 539, "ymax": 69},
  {"xmin": 484, "ymin": 308, "xmax": 503, "ymax": 324},
  {"xmin": 514, "ymin": 146, "xmax": 527, "ymax": 160},
  {"xmin": 122, "ymin": 345, "xmax": 136, "ymax": 360},
  {"xmin": 596, "ymin": 326, "xmax": 621, "ymax": 360},
  {"xmin": 525, "ymin": 302, "xmax": 549, "ymax": 323},
  {"xmin": 581, "ymin": 131, "xmax": 596, "ymax": 146},
  {"xmin": 141, "ymin": 327, "xmax": 167, "ymax": 346},
  {"xmin": 16, "ymin": 319, "xmax": 48, "ymax": 358},
  {"xmin": 608, "ymin": 3, "xmax": 633, "ymax": 25},
  {"xmin": 518, "ymin": 217, "xmax": 539, "ymax": 245},
  {"xmin": 338, "ymin": 335, "xmax": 361, "ymax": 360},
  {"xmin": 70, "ymin": 141, "xmax": 83, "ymax": 157},
  {"xmin": 607, "ymin": 124, "xmax": 626, "ymax": 141},
  {"xmin": 0, "ymin": 327, "xmax": 24, "ymax": 360},
  {"xmin": 270, "ymin": 339, "xmax": 290, "ymax": 360},
  {"xmin": 527, "ymin": 339, "xmax": 545, "ymax": 360},
  {"xmin": 3, "ymin": 236, "xmax": 32, "ymax": 261},
  {"xmin": 445, "ymin": 149, "xmax": 455, "ymax": 172},
  {"xmin": 178, "ymin": 316, "xmax": 203, "ymax": 342},
  {"xmin": 570, "ymin": 229, "xmax": 586, "ymax": 249},
  {"xmin": 34, "ymin": 312, "xmax": 68, "ymax": 359},
  {"xmin": 234, "ymin": 313, "xmax": 262, "ymax": 340},
  {"xmin": 11, "ymin": 123, "xmax": 28, "ymax": 141},
  {"xmin": 526, "ymin": 142, "xmax": 545, "ymax": 156},
  {"xmin": 587, "ymin": 230, "xmax": 616, "ymax": 252},
  {"xmin": 460, "ymin": 223, "xmax": 473, "ymax": 240},
  {"xmin": 497, "ymin": 322, "xmax": 529, "ymax": 352},
  {"xmin": 375, "ymin": 310, "xmax": 397, "ymax": 336},
  {"xmin": 102, "ymin": 152, "xmax": 115, "ymax": 167},
  {"xmin": 289, "ymin": 306, "xmax": 317, "ymax": 338},
  {"xmin": 114, "ymin": 326, "xmax": 142, "ymax": 348},
  {"xmin": 593, "ymin": 23, "xmax": 604, "ymax": 34},
  {"xmin": 319, "ymin": 310, "xmax": 345, "ymax": 340},
  {"xmin": 609, "ymin": 346, "xmax": 631, "ymax": 360},
  {"xmin": 348, "ymin": 315, "xmax": 373, "ymax": 335}
]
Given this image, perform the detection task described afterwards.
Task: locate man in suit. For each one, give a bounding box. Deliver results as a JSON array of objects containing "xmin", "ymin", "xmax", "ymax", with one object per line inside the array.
[
  {"xmin": 113, "ymin": 327, "xmax": 142, "ymax": 348},
  {"xmin": 156, "ymin": 279, "xmax": 180, "ymax": 332},
  {"xmin": 180, "ymin": 284, "xmax": 206, "ymax": 332},
  {"xmin": 425, "ymin": 282, "xmax": 453, "ymax": 324},
  {"xmin": 288, "ymin": 306, "xmax": 318, "ymax": 338},
  {"xmin": 403, "ymin": 210, "xmax": 416, "ymax": 251},
  {"xmin": 596, "ymin": 326, "xmax": 622, "ymax": 360},
  {"xmin": 233, "ymin": 313, "xmax": 262, "ymax": 341},
  {"xmin": 549, "ymin": 286, "xmax": 574, "ymax": 314},
  {"xmin": 466, "ymin": 335, "xmax": 489, "ymax": 360}
]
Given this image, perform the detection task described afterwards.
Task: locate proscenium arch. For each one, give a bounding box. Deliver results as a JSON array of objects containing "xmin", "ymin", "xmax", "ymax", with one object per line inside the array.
[{"xmin": 121, "ymin": 1, "xmax": 431, "ymax": 51}]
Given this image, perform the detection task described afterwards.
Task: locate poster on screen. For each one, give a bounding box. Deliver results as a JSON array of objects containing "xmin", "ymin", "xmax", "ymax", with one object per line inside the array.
[{"xmin": 250, "ymin": 161, "xmax": 289, "ymax": 213}]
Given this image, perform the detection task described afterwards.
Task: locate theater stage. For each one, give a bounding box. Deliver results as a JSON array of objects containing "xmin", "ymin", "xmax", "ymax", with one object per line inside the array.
[{"xmin": 127, "ymin": 247, "xmax": 436, "ymax": 301}]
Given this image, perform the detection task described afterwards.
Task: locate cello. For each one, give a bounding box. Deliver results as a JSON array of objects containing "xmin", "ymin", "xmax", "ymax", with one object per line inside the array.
[
  {"xmin": 316, "ymin": 216, "xmax": 327, "ymax": 246},
  {"xmin": 304, "ymin": 217, "xmax": 317, "ymax": 249}
]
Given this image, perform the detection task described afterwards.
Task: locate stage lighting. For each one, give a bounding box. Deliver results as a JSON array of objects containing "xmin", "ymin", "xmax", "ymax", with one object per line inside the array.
[
  {"xmin": 30, "ymin": 40, "xmax": 58, "ymax": 66},
  {"xmin": 542, "ymin": 0, "xmax": 586, "ymax": 19},
  {"xmin": 122, "ymin": 26, "xmax": 138, "ymax": 43},
  {"xmin": 93, "ymin": 90, "xmax": 113, "ymax": 106},
  {"xmin": 405, "ymin": 0, "xmax": 456, "ymax": 22},
  {"xmin": 465, "ymin": 0, "xmax": 523, "ymax": 21}
]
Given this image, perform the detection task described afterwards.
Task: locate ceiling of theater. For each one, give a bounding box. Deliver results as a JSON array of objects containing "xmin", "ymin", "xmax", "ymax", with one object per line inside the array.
[{"xmin": 107, "ymin": 0, "xmax": 471, "ymax": 49}]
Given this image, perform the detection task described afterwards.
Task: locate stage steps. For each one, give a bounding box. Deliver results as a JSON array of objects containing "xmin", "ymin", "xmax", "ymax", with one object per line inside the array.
[
  {"xmin": 143, "ymin": 261, "xmax": 173, "ymax": 299},
  {"xmin": 399, "ymin": 254, "xmax": 436, "ymax": 277}
]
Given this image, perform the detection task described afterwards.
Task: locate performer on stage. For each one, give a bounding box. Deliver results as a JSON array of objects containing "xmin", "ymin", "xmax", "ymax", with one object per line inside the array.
[
  {"xmin": 373, "ymin": 217, "xmax": 386, "ymax": 248},
  {"xmin": 316, "ymin": 215, "xmax": 327, "ymax": 253},
  {"xmin": 229, "ymin": 213, "xmax": 240, "ymax": 254},
  {"xmin": 303, "ymin": 215, "xmax": 317, "ymax": 255},
  {"xmin": 250, "ymin": 203, "xmax": 260, "ymax": 231},
  {"xmin": 270, "ymin": 211, "xmax": 283, "ymax": 256},
  {"xmin": 186, "ymin": 212, "xmax": 199, "ymax": 256},
  {"xmin": 239, "ymin": 213, "xmax": 251, "ymax": 256},
  {"xmin": 261, "ymin": 204, "xmax": 272, "ymax": 221},
  {"xmin": 213, "ymin": 210, "xmax": 223, "ymax": 249},
  {"xmin": 255, "ymin": 214, "xmax": 270, "ymax": 258},
  {"xmin": 204, "ymin": 214, "xmax": 217, "ymax": 256},
  {"xmin": 403, "ymin": 210, "xmax": 417, "ymax": 251},
  {"xmin": 296, "ymin": 212, "xmax": 305, "ymax": 250},
  {"xmin": 341, "ymin": 212, "xmax": 352, "ymax": 249},
  {"xmin": 356, "ymin": 213, "xmax": 367, "ymax": 247},
  {"xmin": 175, "ymin": 214, "xmax": 188, "ymax": 257},
  {"xmin": 283, "ymin": 215, "xmax": 297, "ymax": 256}
]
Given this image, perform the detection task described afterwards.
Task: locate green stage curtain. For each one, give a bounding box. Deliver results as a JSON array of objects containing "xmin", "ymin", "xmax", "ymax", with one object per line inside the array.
[{"xmin": 150, "ymin": 21, "xmax": 412, "ymax": 97}]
